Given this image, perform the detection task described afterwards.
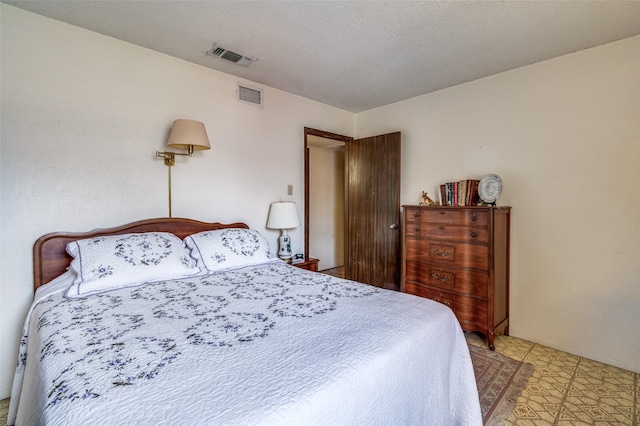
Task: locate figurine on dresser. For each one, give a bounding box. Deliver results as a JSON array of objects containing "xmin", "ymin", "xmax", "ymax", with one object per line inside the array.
[{"xmin": 419, "ymin": 191, "xmax": 436, "ymax": 206}]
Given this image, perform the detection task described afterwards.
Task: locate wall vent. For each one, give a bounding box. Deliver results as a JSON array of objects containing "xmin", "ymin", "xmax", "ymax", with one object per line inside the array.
[
  {"xmin": 206, "ymin": 43, "xmax": 256, "ymax": 67},
  {"xmin": 237, "ymin": 84, "xmax": 263, "ymax": 107}
]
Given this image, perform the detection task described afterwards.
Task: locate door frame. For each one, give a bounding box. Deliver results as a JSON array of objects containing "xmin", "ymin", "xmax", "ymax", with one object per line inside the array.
[{"xmin": 304, "ymin": 127, "xmax": 352, "ymax": 266}]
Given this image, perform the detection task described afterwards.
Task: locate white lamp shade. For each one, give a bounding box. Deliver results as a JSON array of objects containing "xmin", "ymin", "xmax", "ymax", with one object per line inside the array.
[
  {"xmin": 267, "ymin": 201, "xmax": 301, "ymax": 229},
  {"xmin": 167, "ymin": 119, "xmax": 210, "ymax": 151}
]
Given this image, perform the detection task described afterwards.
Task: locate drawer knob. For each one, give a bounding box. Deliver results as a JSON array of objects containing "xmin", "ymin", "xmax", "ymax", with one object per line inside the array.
[
  {"xmin": 431, "ymin": 272, "xmax": 451, "ymax": 282},
  {"xmin": 432, "ymin": 294, "xmax": 452, "ymax": 308},
  {"xmin": 472, "ymin": 214, "xmax": 478, "ymax": 222},
  {"xmin": 414, "ymin": 227, "xmax": 420, "ymax": 233},
  {"xmin": 470, "ymin": 230, "xmax": 478, "ymax": 238},
  {"xmin": 433, "ymin": 248, "xmax": 452, "ymax": 257}
]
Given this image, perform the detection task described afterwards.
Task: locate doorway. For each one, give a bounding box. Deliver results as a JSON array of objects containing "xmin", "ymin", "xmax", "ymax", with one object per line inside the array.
[
  {"xmin": 304, "ymin": 128, "xmax": 351, "ymax": 273},
  {"xmin": 304, "ymin": 128, "xmax": 401, "ymax": 290},
  {"xmin": 308, "ymin": 138, "xmax": 345, "ymax": 272}
]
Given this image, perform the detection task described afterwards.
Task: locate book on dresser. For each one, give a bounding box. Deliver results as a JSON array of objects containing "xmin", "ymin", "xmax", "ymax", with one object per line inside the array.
[
  {"xmin": 401, "ymin": 205, "xmax": 511, "ymax": 350},
  {"xmin": 440, "ymin": 179, "xmax": 480, "ymax": 206}
]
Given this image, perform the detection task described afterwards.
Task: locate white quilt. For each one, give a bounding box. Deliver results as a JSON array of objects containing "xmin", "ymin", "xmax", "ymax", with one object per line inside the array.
[{"xmin": 9, "ymin": 262, "xmax": 481, "ymax": 425}]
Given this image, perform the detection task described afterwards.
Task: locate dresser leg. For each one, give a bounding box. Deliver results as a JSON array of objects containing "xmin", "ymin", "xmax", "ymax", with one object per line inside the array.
[{"xmin": 488, "ymin": 332, "xmax": 496, "ymax": 351}]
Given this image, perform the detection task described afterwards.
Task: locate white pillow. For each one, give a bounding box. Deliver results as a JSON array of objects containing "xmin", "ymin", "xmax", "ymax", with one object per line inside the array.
[
  {"xmin": 66, "ymin": 232, "xmax": 201, "ymax": 298},
  {"xmin": 185, "ymin": 228, "xmax": 274, "ymax": 273}
]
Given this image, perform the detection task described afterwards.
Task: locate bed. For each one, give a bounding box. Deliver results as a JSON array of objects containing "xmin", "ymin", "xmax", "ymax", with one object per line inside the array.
[{"xmin": 8, "ymin": 218, "xmax": 482, "ymax": 425}]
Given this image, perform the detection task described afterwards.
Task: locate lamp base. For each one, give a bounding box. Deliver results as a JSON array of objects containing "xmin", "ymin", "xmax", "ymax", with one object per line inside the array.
[{"xmin": 278, "ymin": 231, "xmax": 293, "ymax": 263}]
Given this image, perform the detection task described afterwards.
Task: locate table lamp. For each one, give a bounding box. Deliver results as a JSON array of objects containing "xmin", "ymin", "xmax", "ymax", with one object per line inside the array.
[{"xmin": 266, "ymin": 201, "xmax": 301, "ymax": 263}]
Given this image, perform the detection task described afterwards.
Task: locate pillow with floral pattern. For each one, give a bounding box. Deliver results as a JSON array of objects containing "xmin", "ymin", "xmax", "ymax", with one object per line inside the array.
[
  {"xmin": 185, "ymin": 228, "xmax": 275, "ymax": 273},
  {"xmin": 66, "ymin": 232, "xmax": 201, "ymax": 298}
]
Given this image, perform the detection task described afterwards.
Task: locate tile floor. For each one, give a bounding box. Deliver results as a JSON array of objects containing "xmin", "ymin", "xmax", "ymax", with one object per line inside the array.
[
  {"xmin": 0, "ymin": 398, "xmax": 7, "ymax": 425},
  {"xmin": 467, "ymin": 333, "xmax": 639, "ymax": 425},
  {"xmin": 1, "ymin": 335, "xmax": 637, "ymax": 425}
]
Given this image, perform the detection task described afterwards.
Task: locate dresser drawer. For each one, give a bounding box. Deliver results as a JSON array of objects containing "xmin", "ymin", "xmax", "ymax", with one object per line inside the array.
[
  {"xmin": 404, "ymin": 283, "xmax": 488, "ymax": 331},
  {"xmin": 406, "ymin": 208, "xmax": 489, "ymax": 227},
  {"xmin": 404, "ymin": 282, "xmax": 455, "ymax": 310},
  {"xmin": 405, "ymin": 223, "xmax": 488, "ymax": 244},
  {"xmin": 405, "ymin": 260, "xmax": 488, "ymax": 298},
  {"xmin": 404, "ymin": 238, "xmax": 489, "ymax": 270}
]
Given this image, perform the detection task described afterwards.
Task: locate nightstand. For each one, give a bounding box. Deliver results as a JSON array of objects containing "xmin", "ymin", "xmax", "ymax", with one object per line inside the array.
[{"xmin": 292, "ymin": 258, "xmax": 319, "ymax": 272}]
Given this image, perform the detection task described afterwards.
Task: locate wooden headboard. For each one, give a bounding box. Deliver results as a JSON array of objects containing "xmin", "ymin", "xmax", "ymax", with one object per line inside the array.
[{"xmin": 33, "ymin": 217, "xmax": 249, "ymax": 292}]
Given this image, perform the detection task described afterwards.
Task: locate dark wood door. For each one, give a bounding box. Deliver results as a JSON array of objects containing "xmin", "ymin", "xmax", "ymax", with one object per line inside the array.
[{"xmin": 346, "ymin": 132, "xmax": 401, "ymax": 290}]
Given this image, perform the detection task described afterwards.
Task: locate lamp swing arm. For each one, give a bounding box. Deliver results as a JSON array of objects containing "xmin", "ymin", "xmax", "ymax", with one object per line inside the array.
[
  {"xmin": 155, "ymin": 150, "xmax": 193, "ymax": 158},
  {"xmin": 155, "ymin": 146, "xmax": 196, "ymax": 166}
]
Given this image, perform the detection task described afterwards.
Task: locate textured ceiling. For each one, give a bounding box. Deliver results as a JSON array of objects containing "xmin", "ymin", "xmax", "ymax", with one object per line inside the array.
[{"xmin": 5, "ymin": 1, "xmax": 640, "ymax": 112}]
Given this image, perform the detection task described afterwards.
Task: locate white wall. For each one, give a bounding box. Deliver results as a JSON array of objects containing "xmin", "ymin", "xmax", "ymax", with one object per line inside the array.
[
  {"xmin": 356, "ymin": 35, "xmax": 640, "ymax": 373},
  {"xmin": 0, "ymin": 5, "xmax": 354, "ymax": 398}
]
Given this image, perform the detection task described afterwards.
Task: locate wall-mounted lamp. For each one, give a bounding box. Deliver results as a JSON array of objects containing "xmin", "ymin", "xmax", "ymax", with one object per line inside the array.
[
  {"xmin": 156, "ymin": 119, "xmax": 210, "ymax": 217},
  {"xmin": 266, "ymin": 201, "xmax": 301, "ymax": 263}
]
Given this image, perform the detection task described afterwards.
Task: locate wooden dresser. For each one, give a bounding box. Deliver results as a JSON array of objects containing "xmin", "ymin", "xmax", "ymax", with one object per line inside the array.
[{"xmin": 401, "ymin": 205, "xmax": 511, "ymax": 350}]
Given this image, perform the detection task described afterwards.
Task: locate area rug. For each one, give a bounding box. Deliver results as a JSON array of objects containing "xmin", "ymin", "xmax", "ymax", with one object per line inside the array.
[{"xmin": 469, "ymin": 345, "xmax": 534, "ymax": 425}]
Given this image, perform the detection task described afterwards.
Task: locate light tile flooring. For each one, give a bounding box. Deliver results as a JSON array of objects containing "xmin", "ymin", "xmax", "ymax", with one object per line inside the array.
[
  {"xmin": 0, "ymin": 398, "xmax": 7, "ymax": 425},
  {"xmin": 1, "ymin": 337, "xmax": 636, "ymax": 425},
  {"xmin": 467, "ymin": 333, "xmax": 639, "ymax": 425}
]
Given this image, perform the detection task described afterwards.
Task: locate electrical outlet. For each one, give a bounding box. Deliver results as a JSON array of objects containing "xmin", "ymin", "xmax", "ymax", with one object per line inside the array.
[{"xmin": 287, "ymin": 185, "xmax": 293, "ymax": 195}]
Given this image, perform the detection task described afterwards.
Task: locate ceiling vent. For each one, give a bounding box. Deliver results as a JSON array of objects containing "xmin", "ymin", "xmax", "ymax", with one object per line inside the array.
[
  {"xmin": 206, "ymin": 43, "xmax": 256, "ymax": 67},
  {"xmin": 237, "ymin": 84, "xmax": 263, "ymax": 107}
]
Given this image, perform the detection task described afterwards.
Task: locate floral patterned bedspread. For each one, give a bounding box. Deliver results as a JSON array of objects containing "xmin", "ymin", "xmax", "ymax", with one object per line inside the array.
[{"xmin": 9, "ymin": 262, "xmax": 482, "ymax": 425}]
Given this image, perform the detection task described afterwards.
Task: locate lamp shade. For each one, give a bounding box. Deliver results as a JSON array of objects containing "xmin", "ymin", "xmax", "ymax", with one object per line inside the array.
[
  {"xmin": 266, "ymin": 201, "xmax": 301, "ymax": 230},
  {"xmin": 166, "ymin": 119, "xmax": 210, "ymax": 151}
]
